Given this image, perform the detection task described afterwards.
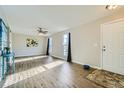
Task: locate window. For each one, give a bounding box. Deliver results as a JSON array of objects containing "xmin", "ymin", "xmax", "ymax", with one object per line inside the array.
[
  {"xmin": 63, "ymin": 34, "xmax": 68, "ymax": 56},
  {"xmin": 49, "ymin": 38, "xmax": 52, "ymax": 55},
  {"xmin": 1, "ymin": 22, "xmax": 8, "ymax": 50}
]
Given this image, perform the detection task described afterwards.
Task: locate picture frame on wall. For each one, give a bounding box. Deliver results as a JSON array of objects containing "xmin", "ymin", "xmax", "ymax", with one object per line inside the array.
[{"xmin": 26, "ymin": 38, "xmax": 38, "ymax": 47}]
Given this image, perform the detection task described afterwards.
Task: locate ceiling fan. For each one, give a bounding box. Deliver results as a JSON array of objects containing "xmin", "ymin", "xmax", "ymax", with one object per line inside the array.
[{"xmin": 37, "ymin": 27, "xmax": 48, "ymax": 35}]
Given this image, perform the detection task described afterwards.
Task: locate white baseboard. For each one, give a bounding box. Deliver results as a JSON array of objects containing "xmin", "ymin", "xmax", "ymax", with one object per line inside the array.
[
  {"xmin": 51, "ymin": 55, "xmax": 101, "ymax": 70},
  {"xmin": 73, "ymin": 60, "xmax": 102, "ymax": 70},
  {"xmin": 51, "ymin": 55, "xmax": 66, "ymax": 60},
  {"xmin": 15, "ymin": 53, "xmax": 46, "ymax": 58}
]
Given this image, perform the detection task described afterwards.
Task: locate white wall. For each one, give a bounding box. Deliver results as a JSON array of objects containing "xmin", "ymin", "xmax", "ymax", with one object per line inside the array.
[
  {"xmin": 0, "ymin": 6, "xmax": 9, "ymax": 25},
  {"xmin": 12, "ymin": 33, "xmax": 47, "ymax": 57},
  {"xmin": 51, "ymin": 32, "xmax": 65, "ymax": 59},
  {"xmin": 50, "ymin": 8, "xmax": 124, "ymax": 68}
]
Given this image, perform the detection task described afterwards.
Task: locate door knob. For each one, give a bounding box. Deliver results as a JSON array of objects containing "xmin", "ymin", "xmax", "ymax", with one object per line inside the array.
[
  {"xmin": 102, "ymin": 45, "xmax": 106, "ymax": 51},
  {"xmin": 103, "ymin": 45, "xmax": 106, "ymax": 48},
  {"xmin": 102, "ymin": 49, "xmax": 106, "ymax": 51}
]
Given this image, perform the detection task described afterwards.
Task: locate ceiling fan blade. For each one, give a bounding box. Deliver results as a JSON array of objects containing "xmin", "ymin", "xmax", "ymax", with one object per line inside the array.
[
  {"xmin": 37, "ymin": 27, "xmax": 48, "ymax": 34},
  {"xmin": 42, "ymin": 31, "xmax": 48, "ymax": 34}
]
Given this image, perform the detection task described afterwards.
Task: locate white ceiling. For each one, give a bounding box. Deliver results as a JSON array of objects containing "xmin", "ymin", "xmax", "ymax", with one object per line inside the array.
[{"xmin": 1, "ymin": 5, "xmax": 123, "ymax": 36}]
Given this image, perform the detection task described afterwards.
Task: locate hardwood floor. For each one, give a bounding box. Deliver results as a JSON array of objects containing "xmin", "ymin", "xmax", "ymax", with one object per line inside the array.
[{"xmin": 1, "ymin": 56, "xmax": 102, "ymax": 88}]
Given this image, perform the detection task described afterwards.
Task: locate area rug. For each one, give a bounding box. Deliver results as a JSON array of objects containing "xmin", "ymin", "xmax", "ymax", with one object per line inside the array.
[{"xmin": 86, "ymin": 70, "xmax": 124, "ymax": 88}]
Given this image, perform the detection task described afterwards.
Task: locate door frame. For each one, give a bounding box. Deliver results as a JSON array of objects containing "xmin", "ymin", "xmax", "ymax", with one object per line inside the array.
[{"xmin": 100, "ymin": 18, "xmax": 124, "ymax": 69}]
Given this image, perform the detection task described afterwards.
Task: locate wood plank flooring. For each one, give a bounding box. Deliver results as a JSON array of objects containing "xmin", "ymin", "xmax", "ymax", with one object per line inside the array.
[{"xmin": 1, "ymin": 56, "xmax": 102, "ymax": 88}]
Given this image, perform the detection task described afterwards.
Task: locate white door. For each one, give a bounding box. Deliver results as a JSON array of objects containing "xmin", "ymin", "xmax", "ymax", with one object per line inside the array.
[{"xmin": 102, "ymin": 20, "xmax": 124, "ymax": 75}]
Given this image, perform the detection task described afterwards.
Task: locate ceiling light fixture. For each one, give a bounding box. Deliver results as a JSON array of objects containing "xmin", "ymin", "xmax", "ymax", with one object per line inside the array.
[{"xmin": 106, "ymin": 5, "xmax": 118, "ymax": 10}]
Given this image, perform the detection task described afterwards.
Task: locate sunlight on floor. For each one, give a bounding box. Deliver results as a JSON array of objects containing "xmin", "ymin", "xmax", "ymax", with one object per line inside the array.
[
  {"xmin": 3, "ymin": 60, "xmax": 65, "ymax": 88},
  {"xmin": 15, "ymin": 56, "xmax": 48, "ymax": 63},
  {"xmin": 44, "ymin": 60, "xmax": 65, "ymax": 69},
  {"xmin": 3, "ymin": 66, "xmax": 46, "ymax": 87}
]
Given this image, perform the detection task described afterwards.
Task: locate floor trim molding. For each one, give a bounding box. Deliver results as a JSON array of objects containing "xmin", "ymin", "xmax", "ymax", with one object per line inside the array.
[
  {"xmin": 15, "ymin": 54, "xmax": 46, "ymax": 58},
  {"xmin": 73, "ymin": 60, "xmax": 102, "ymax": 69},
  {"xmin": 51, "ymin": 55, "xmax": 101, "ymax": 70},
  {"xmin": 51, "ymin": 55, "xmax": 66, "ymax": 60}
]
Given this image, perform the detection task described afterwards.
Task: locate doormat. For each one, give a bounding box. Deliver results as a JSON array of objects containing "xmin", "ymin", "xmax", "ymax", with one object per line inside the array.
[{"xmin": 86, "ymin": 69, "xmax": 124, "ymax": 88}]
